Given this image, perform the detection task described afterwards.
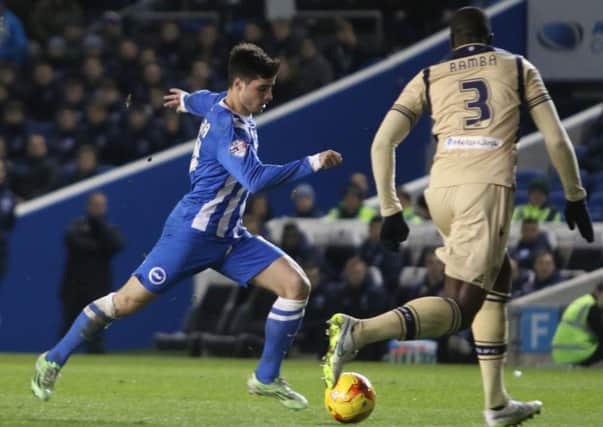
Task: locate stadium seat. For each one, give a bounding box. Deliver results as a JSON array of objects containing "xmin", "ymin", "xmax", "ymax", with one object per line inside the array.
[
  {"xmin": 399, "ymin": 266, "xmax": 427, "ymax": 288},
  {"xmin": 573, "ymin": 144, "xmax": 588, "ymax": 159},
  {"xmin": 565, "ymin": 247, "xmax": 603, "ymax": 271},
  {"xmin": 588, "ymin": 191, "xmax": 603, "ymax": 208},
  {"xmin": 589, "ymin": 171, "xmax": 603, "ymax": 193},
  {"xmin": 514, "ymin": 189, "xmax": 529, "ymax": 205},
  {"xmin": 548, "ymin": 190, "xmax": 566, "ymax": 210},
  {"xmin": 516, "ymin": 169, "xmax": 546, "ymax": 190}
]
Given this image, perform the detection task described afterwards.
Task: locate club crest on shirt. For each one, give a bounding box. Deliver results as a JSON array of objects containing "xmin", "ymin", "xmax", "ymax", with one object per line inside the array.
[{"xmin": 229, "ymin": 139, "xmax": 248, "ymax": 157}]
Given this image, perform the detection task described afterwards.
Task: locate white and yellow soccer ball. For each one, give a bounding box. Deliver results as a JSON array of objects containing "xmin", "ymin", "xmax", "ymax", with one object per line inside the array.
[{"xmin": 324, "ymin": 372, "xmax": 376, "ymax": 423}]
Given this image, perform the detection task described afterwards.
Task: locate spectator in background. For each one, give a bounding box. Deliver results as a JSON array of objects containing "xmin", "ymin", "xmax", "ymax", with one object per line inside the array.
[
  {"xmin": 268, "ymin": 19, "xmax": 300, "ymax": 58},
  {"xmin": 95, "ymin": 79, "xmax": 123, "ymax": 121},
  {"xmin": 115, "ymin": 39, "xmax": 141, "ymax": 93},
  {"xmin": 161, "ymin": 109, "xmax": 195, "ymax": 145},
  {"xmin": 326, "ymin": 17, "xmax": 370, "ymax": 78},
  {"xmin": 1, "ymin": 100, "xmax": 29, "ymax": 159},
  {"xmin": 328, "ymin": 184, "xmax": 375, "ymax": 222},
  {"xmin": 529, "ymin": 250, "xmax": 562, "ymax": 293},
  {"xmin": 99, "ymin": 11, "xmax": 123, "ymax": 48},
  {"xmin": 0, "ymin": 0, "xmax": 28, "ymax": 65},
  {"xmin": 0, "ymin": 159, "xmax": 15, "ymax": 284},
  {"xmin": 0, "ymin": 62, "xmax": 26, "ymax": 100},
  {"xmin": 62, "ymin": 144, "xmax": 109, "ymax": 185},
  {"xmin": 60, "ymin": 192, "xmax": 123, "ymax": 353},
  {"xmin": 81, "ymin": 56, "xmax": 105, "ymax": 93},
  {"xmin": 297, "ymin": 37, "xmax": 334, "ymax": 94},
  {"xmin": 509, "ymin": 257, "xmax": 534, "ymax": 298},
  {"xmin": 246, "ymin": 192, "xmax": 273, "ymax": 224},
  {"xmin": 349, "ymin": 172, "xmax": 369, "ymax": 199},
  {"xmin": 513, "ymin": 179, "xmax": 561, "ymax": 223},
  {"xmin": 105, "ymin": 106, "xmax": 160, "ymax": 165},
  {"xmin": 179, "ymin": 23, "xmax": 229, "ymax": 78},
  {"xmin": 279, "ymin": 222, "xmax": 320, "ymax": 266},
  {"xmin": 579, "ymin": 110, "xmax": 603, "ymax": 173},
  {"xmin": 52, "ymin": 106, "xmax": 80, "ymax": 163},
  {"xmin": 396, "ymin": 249, "xmax": 445, "ymax": 305},
  {"xmin": 396, "ymin": 185, "xmax": 423, "ymax": 224},
  {"xmin": 270, "ymin": 55, "xmax": 300, "ymax": 107},
  {"xmin": 243, "ymin": 21, "xmax": 267, "ymax": 50},
  {"xmin": 28, "ymin": 61, "xmax": 58, "ymax": 123},
  {"xmin": 11, "ymin": 133, "xmax": 58, "ymax": 200},
  {"xmin": 552, "ymin": 283, "xmax": 603, "ymax": 366},
  {"xmin": 30, "ymin": 0, "xmax": 83, "ymax": 41},
  {"xmin": 329, "ymin": 256, "xmax": 389, "ymax": 360},
  {"xmin": 290, "ymin": 183, "xmax": 322, "ymax": 218},
  {"xmin": 359, "ymin": 215, "xmax": 405, "ymax": 294},
  {"xmin": 510, "ymin": 219, "xmax": 552, "ymax": 269},
  {"xmin": 76, "ymin": 101, "xmax": 113, "ymax": 154},
  {"xmin": 83, "ymin": 33, "xmax": 104, "ymax": 58},
  {"xmin": 156, "ymin": 21, "xmax": 181, "ymax": 70},
  {"xmin": 297, "ymin": 257, "xmax": 334, "ymax": 356},
  {"xmin": 62, "ymin": 78, "xmax": 86, "ymax": 112}
]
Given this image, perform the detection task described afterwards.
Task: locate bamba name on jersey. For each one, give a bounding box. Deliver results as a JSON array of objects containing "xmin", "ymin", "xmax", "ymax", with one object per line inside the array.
[{"xmin": 449, "ymin": 54, "xmax": 497, "ymax": 73}]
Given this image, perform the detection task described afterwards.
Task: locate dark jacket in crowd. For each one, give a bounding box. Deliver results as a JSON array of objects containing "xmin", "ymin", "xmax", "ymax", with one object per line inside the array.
[{"xmin": 60, "ymin": 215, "xmax": 124, "ymax": 306}]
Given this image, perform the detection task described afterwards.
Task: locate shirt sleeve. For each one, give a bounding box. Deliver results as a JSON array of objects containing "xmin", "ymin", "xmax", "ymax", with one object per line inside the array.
[
  {"xmin": 522, "ymin": 58, "xmax": 552, "ymax": 110},
  {"xmin": 216, "ymin": 127, "xmax": 315, "ymax": 194},
  {"xmin": 182, "ymin": 90, "xmax": 226, "ymax": 117},
  {"xmin": 390, "ymin": 71, "xmax": 428, "ymax": 126},
  {"xmin": 371, "ymin": 70, "xmax": 426, "ymax": 216}
]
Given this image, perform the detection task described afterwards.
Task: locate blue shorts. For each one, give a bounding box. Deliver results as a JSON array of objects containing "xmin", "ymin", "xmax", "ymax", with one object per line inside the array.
[{"xmin": 133, "ymin": 227, "xmax": 285, "ymax": 294}]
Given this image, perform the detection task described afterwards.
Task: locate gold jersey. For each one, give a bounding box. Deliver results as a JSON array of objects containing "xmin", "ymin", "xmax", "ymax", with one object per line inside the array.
[{"xmin": 394, "ymin": 44, "xmax": 551, "ymax": 189}]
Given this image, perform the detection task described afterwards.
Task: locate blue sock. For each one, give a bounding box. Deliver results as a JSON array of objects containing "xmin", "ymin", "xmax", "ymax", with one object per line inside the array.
[
  {"xmin": 255, "ymin": 297, "xmax": 306, "ymax": 384},
  {"xmin": 46, "ymin": 298, "xmax": 115, "ymax": 366}
]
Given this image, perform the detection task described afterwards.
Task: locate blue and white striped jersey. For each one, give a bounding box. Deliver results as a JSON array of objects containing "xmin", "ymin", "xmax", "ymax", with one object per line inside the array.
[{"xmin": 176, "ymin": 90, "xmax": 317, "ymax": 240}]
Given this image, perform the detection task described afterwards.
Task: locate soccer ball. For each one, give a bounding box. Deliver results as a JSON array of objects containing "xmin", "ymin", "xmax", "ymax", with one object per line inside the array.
[{"xmin": 324, "ymin": 372, "xmax": 376, "ymax": 423}]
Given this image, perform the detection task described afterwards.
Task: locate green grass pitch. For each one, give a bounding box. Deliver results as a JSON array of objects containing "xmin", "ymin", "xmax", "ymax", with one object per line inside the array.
[{"xmin": 1, "ymin": 353, "xmax": 602, "ymax": 426}]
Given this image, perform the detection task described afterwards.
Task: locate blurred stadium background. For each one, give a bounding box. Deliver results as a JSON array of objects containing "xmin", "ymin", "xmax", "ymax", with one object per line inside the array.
[{"xmin": 0, "ymin": 0, "xmax": 602, "ymax": 376}]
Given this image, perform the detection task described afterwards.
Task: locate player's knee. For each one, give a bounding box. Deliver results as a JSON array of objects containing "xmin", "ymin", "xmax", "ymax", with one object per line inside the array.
[
  {"xmin": 282, "ymin": 272, "xmax": 310, "ymax": 301},
  {"xmin": 113, "ymin": 292, "xmax": 145, "ymax": 317}
]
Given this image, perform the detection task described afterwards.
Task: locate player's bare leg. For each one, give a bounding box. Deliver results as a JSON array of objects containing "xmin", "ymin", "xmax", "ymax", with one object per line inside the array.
[
  {"xmin": 323, "ymin": 276, "xmax": 486, "ymax": 388},
  {"xmin": 31, "ymin": 276, "xmax": 156, "ymax": 400},
  {"xmin": 246, "ymin": 255, "xmax": 309, "ymax": 410},
  {"xmin": 475, "ymin": 255, "xmax": 542, "ymax": 426}
]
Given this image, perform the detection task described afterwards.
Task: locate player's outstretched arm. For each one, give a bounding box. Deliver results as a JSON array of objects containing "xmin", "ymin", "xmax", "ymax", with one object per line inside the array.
[
  {"xmin": 163, "ymin": 88, "xmax": 224, "ymax": 117},
  {"xmin": 371, "ymin": 109, "xmax": 413, "ymax": 250},
  {"xmin": 217, "ymin": 138, "xmax": 342, "ymax": 193},
  {"xmin": 530, "ymin": 100, "xmax": 594, "ymax": 242}
]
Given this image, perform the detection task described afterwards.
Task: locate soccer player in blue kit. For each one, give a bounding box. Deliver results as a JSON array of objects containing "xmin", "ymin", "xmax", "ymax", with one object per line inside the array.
[{"xmin": 31, "ymin": 43, "xmax": 343, "ymax": 409}]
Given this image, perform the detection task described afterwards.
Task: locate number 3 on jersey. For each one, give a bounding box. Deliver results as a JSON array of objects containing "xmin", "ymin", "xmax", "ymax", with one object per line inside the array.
[
  {"xmin": 189, "ymin": 119, "xmax": 211, "ymax": 172},
  {"xmin": 460, "ymin": 79, "xmax": 492, "ymax": 129}
]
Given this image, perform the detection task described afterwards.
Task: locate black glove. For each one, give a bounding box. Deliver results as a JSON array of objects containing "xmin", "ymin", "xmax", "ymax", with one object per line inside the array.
[
  {"xmin": 380, "ymin": 212, "xmax": 410, "ymax": 252},
  {"xmin": 565, "ymin": 198, "xmax": 594, "ymax": 243}
]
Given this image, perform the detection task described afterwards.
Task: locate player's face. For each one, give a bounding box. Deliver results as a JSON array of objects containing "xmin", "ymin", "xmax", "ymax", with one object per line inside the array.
[{"xmin": 239, "ymin": 77, "xmax": 276, "ymax": 114}]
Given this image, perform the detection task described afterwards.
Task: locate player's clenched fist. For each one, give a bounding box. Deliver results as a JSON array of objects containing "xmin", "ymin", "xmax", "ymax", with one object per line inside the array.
[
  {"xmin": 163, "ymin": 88, "xmax": 189, "ymax": 112},
  {"xmin": 318, "ymin": 150, "xmax": 343, "ymax": 170}
]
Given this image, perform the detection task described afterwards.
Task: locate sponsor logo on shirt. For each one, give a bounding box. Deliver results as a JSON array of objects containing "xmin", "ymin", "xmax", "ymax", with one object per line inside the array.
[
  {"xmin": 444, "ymin": 136, "xmax": 502, "ymax": 151},
  {"xmin": 229, "ymin": 139, "xmax": 248, "ymax": 157}
]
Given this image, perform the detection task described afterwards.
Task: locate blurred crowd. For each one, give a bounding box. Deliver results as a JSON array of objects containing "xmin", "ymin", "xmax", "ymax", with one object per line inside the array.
[
  {"xmin": 0, "ymin": 0, "xmax": 497, "ymax": 203},
  {"xmin": 238, "ymin": 169, "xmax": 596, "ymax": 360}
]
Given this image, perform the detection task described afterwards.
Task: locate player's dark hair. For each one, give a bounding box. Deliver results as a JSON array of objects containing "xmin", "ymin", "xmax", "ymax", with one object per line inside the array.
[
  {"xmin": 450, "ymin": 7, "xmax": 492, "ymax": 48},
  {"xmin": 595, "ymin": 283, "xmax": 603, "ymax": 293},
  {"xmin": 227, "ymin": 42, "xmax": 280, "ymax": 86}
]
